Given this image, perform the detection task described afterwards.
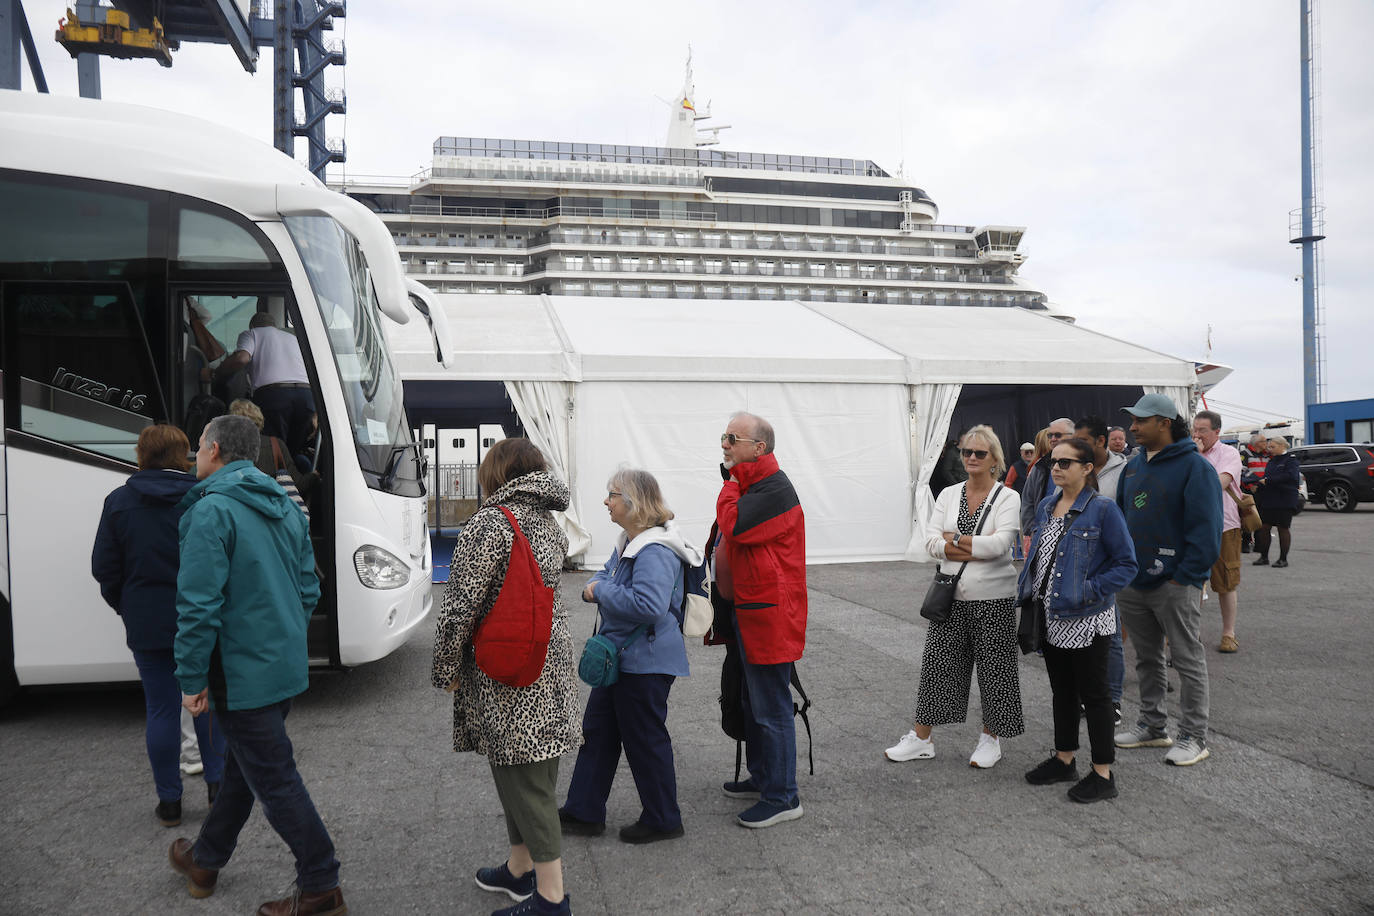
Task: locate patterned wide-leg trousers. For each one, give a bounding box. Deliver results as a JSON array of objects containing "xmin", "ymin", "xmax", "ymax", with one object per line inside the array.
[{"xmin": 913, "ymin": 596, "xmax": 1025, "ymax": 737}]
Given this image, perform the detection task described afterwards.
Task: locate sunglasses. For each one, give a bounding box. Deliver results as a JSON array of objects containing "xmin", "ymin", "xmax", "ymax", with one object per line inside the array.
[
  {"xmin": 959, "ymin": 448, "xmax": 989, "ymax": 459},
  {"xmin": 1049, "ymin": 457, "xmax": 1089, "ymax": 470},
  {"xmin": 721, "ymin": 433, "xmax": 761, "ymax": 446}
]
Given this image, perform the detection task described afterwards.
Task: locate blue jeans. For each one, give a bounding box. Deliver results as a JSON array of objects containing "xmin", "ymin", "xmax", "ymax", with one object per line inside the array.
[
  {"xmin": 130, "ymin": 648, "xmax": 225, "ymax": 801},
  {"xmin": 193, "ymin": 699, "xmax": 340, "ymax": 893},
  {"xmin": 564, "ymin": 673, "xmax": 681, "ymax": 831},
  {"xmin": 734, "ymin": 625, "xmax": 799, "ymax": 809},
  {"xmin": 253, "ymin": 386, "xmax": 317, "ymax": 459},
  {"xmin": 1108, "ymin": 608, "xmax": 1125, "ymax": 704}
]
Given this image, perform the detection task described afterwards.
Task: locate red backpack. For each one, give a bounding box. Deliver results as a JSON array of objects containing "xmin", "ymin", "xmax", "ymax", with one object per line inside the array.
[{"xmin": 472, "ymin": 506, "xmax": 555, "ymax": 687}]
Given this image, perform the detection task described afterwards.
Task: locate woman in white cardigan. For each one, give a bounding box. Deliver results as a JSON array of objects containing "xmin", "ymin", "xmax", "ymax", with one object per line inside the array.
[{"xmin": 886, "ymin": 424, "xmax": 1024, "ymax": 769}]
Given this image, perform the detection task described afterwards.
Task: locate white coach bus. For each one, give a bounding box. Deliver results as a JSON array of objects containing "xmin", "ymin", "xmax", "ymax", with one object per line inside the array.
[{"xmin": 0, "ymin": 91, "xmax": 451, "ymax": 698}]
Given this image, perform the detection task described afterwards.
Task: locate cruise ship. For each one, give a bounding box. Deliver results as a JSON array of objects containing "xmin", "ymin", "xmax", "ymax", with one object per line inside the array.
[{"xmin": 339, "ymin": 61, "xmax": 1050, "ymax": 313}]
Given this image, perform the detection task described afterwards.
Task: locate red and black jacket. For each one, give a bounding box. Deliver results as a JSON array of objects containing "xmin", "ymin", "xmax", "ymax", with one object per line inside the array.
[{"xmin": 714, "ymin": 453, "xmax": 807, "ymax": 664}]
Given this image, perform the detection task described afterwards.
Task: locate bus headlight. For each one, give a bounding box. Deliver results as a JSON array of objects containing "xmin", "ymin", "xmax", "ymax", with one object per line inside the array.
[{"xmin": 354, "ymin": 545, "xmax": 410, "ymax": 589}]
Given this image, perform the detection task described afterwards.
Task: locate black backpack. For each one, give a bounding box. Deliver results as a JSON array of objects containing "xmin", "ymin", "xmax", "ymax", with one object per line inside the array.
[
  {"xmin": 719, "ymin": 639, "xmax": 814, "ymax": 783},
  {"xmin": 183, "ymin": 394, "xmax": 227, "ymax": 446}
]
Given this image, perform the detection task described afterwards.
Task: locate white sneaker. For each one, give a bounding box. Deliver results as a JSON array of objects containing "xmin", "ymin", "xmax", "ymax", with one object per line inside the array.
[
  {"xmin": 884, "ymin": 730, "xmax": 935, "ymax": 762},
  {"xmin": 179, "ymin": 760, "xmax": 204, "ymax": 776},
  {"xmin": 969, "ymin": 733, "xmax": 1002, "ymax": 769},
  {"xmin": 1163, "ymin": 733, "xmax": 1210, "ymax": 766}
]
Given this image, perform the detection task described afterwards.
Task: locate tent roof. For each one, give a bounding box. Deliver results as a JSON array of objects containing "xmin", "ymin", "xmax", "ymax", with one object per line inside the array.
[{"xmin": 387, "ymin": 295, "xmax": 1197, "ymax": 387}]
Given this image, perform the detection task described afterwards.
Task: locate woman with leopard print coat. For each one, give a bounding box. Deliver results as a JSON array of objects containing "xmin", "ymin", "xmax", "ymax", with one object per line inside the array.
[{"xmin": 431, "ymin": 439, "xmax": 580, "ymax": 915}]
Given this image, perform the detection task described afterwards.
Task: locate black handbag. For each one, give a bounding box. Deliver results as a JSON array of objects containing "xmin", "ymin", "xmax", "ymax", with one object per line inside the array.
[{"xmin": 920, "ymin": 485, "xmax": 1003, "ymax": 624}]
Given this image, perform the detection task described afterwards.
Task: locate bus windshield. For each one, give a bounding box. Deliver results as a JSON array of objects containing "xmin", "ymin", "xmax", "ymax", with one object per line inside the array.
[{"xmin": 286, "ymin": 215, "xmax": 422, "ymax": 496}]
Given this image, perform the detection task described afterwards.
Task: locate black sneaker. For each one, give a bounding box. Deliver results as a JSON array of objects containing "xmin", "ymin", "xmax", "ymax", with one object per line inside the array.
[
  {"xmin": 1253, "ymin": 555, "xmax": 1270, "ymax": 566},
  {"xmin": 1024, "ymin": 755, "xmax": 1078, "ymax": 785},
  {"xmin": 475, "ymin": 862, "xmax": 535, "ymax": 902},
  {"xmin": 1067, "ymin": 770, "xmax": 1118, "ymax": 804},
  {"xmin": 618, "ymin": 820, "xmax": 685, "ymax": 844},
  {"xmin": 1113, "ymin": 703, "xmax": 1123, "ymax": 727},
  {"xmin": 156, "ymin": 799, "xmax": 182, "ymax": 827},
  {"xmin": 1273, "ymin": 558, "xmax": 1289, "ymax": 568},
  {"xmin": 557, "ymin": 807, "xmax": 605, "ymax": 837},
  {"xmin": 721, "ymin": 778, "xmax": 761, "ymax": 799}
]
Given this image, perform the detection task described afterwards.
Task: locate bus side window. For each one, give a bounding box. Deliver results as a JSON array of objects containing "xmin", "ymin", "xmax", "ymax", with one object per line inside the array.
[{"xmin": 2, "ymin": 283, "xmax": 167, "ymax": 464}]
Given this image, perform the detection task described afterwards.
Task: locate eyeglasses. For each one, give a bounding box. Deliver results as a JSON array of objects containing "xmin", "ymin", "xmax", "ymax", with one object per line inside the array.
[
  {"xmin": 959, "ymin": 448, "xmax": 989, "ymax": 459},
  {"xmin": 721, "ymin": 433, "xmax": 761, "ymax": 446},
  {"xmin": 1049, "ymin": 458, "xmax": 1089, "ymax": 470}
]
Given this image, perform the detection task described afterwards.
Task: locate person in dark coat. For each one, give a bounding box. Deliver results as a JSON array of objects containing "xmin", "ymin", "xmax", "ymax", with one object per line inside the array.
[
  {"xmin": 1251, "ymin": 432, "xmax": 1302, "ymax": 568},
  {"xmin": 91, "ymin": 424, "xmax": 226, "ymax": 828}
]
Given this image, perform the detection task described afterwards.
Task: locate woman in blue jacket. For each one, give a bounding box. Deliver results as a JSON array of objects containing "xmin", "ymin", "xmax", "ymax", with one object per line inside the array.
[
  {"xmin": 559, "ymin": 467, "xmax": 703, "ymax": 844},
  {"xmin": 1017, "ymin": 438, "xmax": 1137, "ymax": 803},
  {"xmin": 91, "ymin": 424, "xmax": 225, "ymax": 827},
  {"xmin": 1252, "ymin": 432, "xmax": 1302, "ymax": 568}
]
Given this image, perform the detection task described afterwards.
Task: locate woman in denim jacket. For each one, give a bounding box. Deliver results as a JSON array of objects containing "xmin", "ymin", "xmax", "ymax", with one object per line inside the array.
[{"xmin": 1017, "ymin": 438, "xmax": 1137, "ymax": 803}]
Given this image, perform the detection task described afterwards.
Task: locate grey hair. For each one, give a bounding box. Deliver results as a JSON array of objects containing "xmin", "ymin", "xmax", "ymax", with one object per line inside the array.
[
  {"xmin": 204, "ymin": 414, "xmax": 261, "ymax": 464},
  {"xmin": 1050, "ymin": 417, "xmax": 1075, "ymax": 432},
  {"xmin": 731, "ymin": 411, "xmax": 776, "ymax": 453},
  {"xmin": 1194, "ymin": 410, "xmax": 1222, "ymax": 431},
  {"xmin": 607, "ymin": 465, "xmax": 674, "ymax": 530},
  {"xmin": 249, "ymin": 311, "xmax": 277, "ymax": 329}
]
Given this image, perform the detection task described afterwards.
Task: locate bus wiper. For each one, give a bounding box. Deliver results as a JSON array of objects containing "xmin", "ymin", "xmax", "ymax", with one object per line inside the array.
[{"xmin": 378, "ymin": 441, "xmax": 422, "ymax": 491}]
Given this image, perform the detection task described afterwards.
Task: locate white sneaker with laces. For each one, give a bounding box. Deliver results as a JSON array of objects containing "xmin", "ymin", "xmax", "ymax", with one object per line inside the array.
[
  {"xmin": 884, "ymin": 730, "xmax": 935, "ymax": 762},
  {"xmin": 969, "ymin": 733, "xmax": 1002, "ymax": 768},
  {"xmin": 1164, "ymin": 733, "xmax": 1210, "ymax": 766}
]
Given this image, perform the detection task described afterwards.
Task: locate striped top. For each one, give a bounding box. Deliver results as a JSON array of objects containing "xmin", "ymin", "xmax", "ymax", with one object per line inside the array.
[{"xmin": 1033, "ymin": 514, "xmax": 1117, "ymax": 649}]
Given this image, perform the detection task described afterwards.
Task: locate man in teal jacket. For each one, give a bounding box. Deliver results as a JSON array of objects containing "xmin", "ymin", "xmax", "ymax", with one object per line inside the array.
[
  {"xmin": 1112, "ymin": 394, "xmax": 1222, "ymax": 771},
  {"xmin": 167, "ymin": 414, "xmax": 345, "ymax": 916}
]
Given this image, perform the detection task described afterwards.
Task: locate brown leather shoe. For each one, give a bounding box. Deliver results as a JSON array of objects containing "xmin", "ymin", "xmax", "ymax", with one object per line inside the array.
[
  {"xmin": 168, "ymin": 838, "xmax": 217, "ymax": 899},
  {"xmin": 256, "ymin": 886, "xmax": 347, "ymax": 916}
]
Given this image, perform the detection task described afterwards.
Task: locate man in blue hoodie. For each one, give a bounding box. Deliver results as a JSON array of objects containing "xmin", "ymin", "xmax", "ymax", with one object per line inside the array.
[
  {"xmin": 1112, "ymin": 394, "xmax": 1222, "ymax": 768},
  {"xmin": 166, "ymin": 415, "xmax": 345, "ymax": 916}
]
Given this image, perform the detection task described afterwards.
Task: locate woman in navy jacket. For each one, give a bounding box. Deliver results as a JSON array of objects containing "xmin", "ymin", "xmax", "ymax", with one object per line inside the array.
[
  {"xmin": 559, "ymin": 467, "xmax": 702, "ymax": 844},
  {"xmin": 1251, "ymin": 432, "xmax": 1302, "ymax": 568},
  {"xmin": 1017, "ymin": 438, "xmax": 1137, "ymax": 803},
  {"xmin": 91, "ymin": 424, "xmax": 226, "ymax": 827}
]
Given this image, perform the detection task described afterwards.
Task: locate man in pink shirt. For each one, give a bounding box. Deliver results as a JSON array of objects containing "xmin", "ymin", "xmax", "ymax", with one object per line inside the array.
[{"xmin": 1193, "ymin": 411, "xmax": 1245, "ymax": 653}]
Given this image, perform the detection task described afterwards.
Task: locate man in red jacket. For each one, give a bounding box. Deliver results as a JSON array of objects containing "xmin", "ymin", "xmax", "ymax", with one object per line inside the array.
[{"xmin": 715, "ymin": 412, "xmax": 807, "ymax": 828}]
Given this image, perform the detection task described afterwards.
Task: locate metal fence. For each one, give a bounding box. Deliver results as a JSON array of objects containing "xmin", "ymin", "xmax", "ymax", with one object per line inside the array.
[{"xmin": 430, "ymin": 462, "xmax": 480, "ymax": 530}]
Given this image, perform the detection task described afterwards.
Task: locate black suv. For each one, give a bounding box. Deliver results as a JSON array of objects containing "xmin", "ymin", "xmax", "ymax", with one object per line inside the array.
[{"xmin": 1291, "ymin": 443, "xmax": 1374, "ymax": 512}]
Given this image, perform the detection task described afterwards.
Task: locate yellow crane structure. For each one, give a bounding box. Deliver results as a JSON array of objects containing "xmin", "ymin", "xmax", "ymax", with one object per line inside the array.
[{"xmin": 55, "ymin": 6, "xmax": 173, "ymax": 67}]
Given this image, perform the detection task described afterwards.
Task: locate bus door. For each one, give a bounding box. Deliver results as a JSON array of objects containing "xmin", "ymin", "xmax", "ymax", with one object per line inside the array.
[{"xmin": 171, "ymin": 287, "xmax": 338, "ymax": 664}]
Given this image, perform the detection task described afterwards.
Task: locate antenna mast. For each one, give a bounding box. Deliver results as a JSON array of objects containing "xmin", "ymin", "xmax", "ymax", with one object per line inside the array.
[{"xmin": 1291, "ymin": 0, "xmax": 1326, "ymax": 427}]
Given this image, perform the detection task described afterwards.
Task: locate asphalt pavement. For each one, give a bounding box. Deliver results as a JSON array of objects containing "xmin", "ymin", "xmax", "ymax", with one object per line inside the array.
[{"xmin": 3, "ymin": 506, "xmax": 1372, "ymax": 914}]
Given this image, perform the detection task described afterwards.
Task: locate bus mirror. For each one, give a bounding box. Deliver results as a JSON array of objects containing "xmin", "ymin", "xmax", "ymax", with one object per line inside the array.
[
  {"xmin": 405, "ymin": 278, "xmax": 455, "ymax": 368},
  {"xmin": 276, "ymin": 183, "xmax": 413, "ymax": 325}
]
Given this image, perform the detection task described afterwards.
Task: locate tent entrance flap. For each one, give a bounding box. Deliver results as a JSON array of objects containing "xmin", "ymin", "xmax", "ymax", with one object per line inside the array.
[{"xmin": 505, "ymin": 380, "xmax": 592, "ymax": 561}]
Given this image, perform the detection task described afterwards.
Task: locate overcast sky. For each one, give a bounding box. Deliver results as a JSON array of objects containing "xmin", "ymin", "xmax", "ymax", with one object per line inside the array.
[{"xmin": 19, "ymin": 0, "xmax": 1373, "ymax": 424}]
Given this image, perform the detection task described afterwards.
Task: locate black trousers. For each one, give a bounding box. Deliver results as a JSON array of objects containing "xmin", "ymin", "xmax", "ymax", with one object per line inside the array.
[{"xmin": 1042, "ymin": 635, "xmax": 1116, "ymax": 766}]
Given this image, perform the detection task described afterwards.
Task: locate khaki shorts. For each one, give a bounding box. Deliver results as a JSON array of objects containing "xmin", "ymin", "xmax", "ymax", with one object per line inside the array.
[
  {"xmin": 490, "ymin": 757, "xmax": 562, "ymax": 862},
  {"xmin": 1210, "ymin": 528, "xmax": 1241, "ymax": 593}
]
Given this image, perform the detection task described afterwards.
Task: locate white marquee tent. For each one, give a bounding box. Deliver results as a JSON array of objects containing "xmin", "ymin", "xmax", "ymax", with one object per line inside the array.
[{"xmin": 387, "ymin": 296, "xmax": 1196, "ymax": 568}]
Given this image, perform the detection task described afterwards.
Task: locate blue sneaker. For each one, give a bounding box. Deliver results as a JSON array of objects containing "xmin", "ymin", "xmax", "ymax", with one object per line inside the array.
[
  {"xmin": 721, "ymin": 778, "xmax": 760, "ymax": 799},
  {"xmin": 491, "ymin": 892, "xmax": 572, "ymax": 916},
  {"xmin": 736, "ymin": 799, "xmax": 804, "ymax": 829},
  {"xmin": 475, "ymin": 862, "xmax": 535, "ymax": 902}
]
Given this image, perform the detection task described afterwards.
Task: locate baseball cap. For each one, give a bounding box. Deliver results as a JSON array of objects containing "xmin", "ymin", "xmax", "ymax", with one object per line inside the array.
[{"xmin": 1122, "ymin": 393, "xmax": 1180, "ymax": 420}]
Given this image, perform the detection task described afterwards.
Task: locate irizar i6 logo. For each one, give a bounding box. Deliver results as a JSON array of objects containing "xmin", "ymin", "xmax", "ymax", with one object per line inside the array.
[
  {"xmin": 51, "ymin": 367, "xmax": 148, "ymax": 412},
  {"xmin": 1133, "ymin": 491, "xmax": 1148, "ymax": 510}
]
